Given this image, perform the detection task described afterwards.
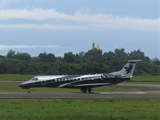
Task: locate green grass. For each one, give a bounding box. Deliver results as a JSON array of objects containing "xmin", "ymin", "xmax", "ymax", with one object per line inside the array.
[
  {"xmin": 0, "ymin": 74, "xmax": 35, "ymax": 81},
  {"xmin": 0, "ymin": 99, "xmax": 160, "ymax": 120},
  {"xmin": 127, "ymin": 76, "xmax": 160, "ymax": 84},
  {"xmin": 0, "ymin": 75, "xmax": 159, "ymax": 120},
  {"xmin": 0, "ymin": 83, "xmax": 136, "ymax": 92}
]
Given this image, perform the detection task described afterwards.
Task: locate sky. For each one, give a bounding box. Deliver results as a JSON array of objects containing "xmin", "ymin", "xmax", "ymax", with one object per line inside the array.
[{"xmin": 0, "ymin": 0, "xmax": 159, "ymax": 59}]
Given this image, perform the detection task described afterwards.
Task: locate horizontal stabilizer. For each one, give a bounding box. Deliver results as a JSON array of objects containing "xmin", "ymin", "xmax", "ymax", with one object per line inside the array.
[{"xmin": 128, "ymin": 60, "xmax": 141, "ymax": 63}]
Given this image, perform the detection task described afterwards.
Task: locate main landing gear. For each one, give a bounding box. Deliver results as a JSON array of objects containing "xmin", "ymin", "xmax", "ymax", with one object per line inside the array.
[{"xmin": 81, "ymin": 87, "xmax": 94, "ymax": 93}]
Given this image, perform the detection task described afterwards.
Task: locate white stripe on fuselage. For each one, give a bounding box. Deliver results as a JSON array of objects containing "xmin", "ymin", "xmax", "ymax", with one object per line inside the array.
[{"xmin": 20, "ymin": 74, "xmax": 103, "ymax": 86}]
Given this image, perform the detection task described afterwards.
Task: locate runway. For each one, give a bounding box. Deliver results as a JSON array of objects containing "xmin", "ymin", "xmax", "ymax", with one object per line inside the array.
[
  {"xmin": 0, "ymin": 81, "xmax": 160, "ymax": 98},
  {"xmin": 0, "ymin": 91, "xmax": 160, "ymax": 99}
]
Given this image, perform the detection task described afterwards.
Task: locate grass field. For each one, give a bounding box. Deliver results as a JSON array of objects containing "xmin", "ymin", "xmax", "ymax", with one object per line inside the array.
[
  {"xmin": 0, "ymin": 98, "xmax": 160, "ymax": 120},
  {"xmin": 0, "ymin": 74, "xmax": 35, "ymax": 81},
  {"xmin": 127, "ymin": 76, "xmax": 160, "ymax": 84},
  {"xmin": 0, "ymin": 75, "xmax": 160, "ymax": 120},
  {"xmin": 0, "ymin": 83, "xmax": 136, "ymax": 92}
]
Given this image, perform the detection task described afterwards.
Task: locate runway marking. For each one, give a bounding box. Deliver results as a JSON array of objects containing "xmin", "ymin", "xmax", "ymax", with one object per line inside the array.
[{"xmin": 100, "ymin": 92, "xmax": 145, "ymax": 94}]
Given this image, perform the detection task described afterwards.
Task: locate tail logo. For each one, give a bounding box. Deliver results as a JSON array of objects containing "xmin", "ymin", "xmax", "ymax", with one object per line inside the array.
[{"xmin": 124, "ymin": 64, "xmax": 133, "ymax": 74}]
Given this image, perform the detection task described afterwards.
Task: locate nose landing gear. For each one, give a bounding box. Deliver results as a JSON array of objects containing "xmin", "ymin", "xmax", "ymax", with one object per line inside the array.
[{"xmin": 27, "ymin": 89, "xmax": 31, "ymax": 93}]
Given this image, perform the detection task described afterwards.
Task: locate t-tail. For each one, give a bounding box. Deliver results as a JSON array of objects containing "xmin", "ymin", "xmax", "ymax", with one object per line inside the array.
[{"xmin": 112, "ymin": 60, "xmax": 141, "ymax": 77}]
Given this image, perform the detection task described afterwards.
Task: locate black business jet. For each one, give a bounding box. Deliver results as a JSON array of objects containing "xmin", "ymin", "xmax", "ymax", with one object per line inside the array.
[{"xmin": 19, "ymin": 60, "xmax": 141, "ymax": 93}]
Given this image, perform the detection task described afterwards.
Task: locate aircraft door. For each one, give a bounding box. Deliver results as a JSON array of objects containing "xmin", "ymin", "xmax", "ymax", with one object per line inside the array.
[{"xmin": 41, "ymin": 80, "xmax": 46, "ymax": 86}]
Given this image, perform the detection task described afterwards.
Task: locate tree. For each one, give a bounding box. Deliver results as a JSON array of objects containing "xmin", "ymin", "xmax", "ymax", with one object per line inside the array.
[
  {"xmin": 63, "ymin": 52, "xmax": 75, "ymax": 63},
  {"xmin": 38, "ymin": 52, "xmax": 47, "ymax": 62},
  {"xmin": 83, "ymin": 49, "xmax": 104, "ymax": 63},
  {"xmin": 15, "ymin": 52, "xmax": 31, "ymax": 61},
  {"xmin": 78, "ymin": 51, "xmax": 86, "ymax": 59},
  {"xmin": 0, "ymin": 55, "xmax": 5, "ymax": 58},
  {"xmin": 103, "ymin": 48, "xmax": 129, "ymax": 60},
  {"xmin": 114, "ymin": 48, "xmax": 129, "ymax": 60},
  {"xmin": 6, "ymin": 50, "xmax": 16, "ymax": 59},
  {"xmin": 152, "ymin": 57, "xmax": 160, "ymax": 65},
  {"xmin": 47, "ymin": 53, "xmax": 56, "ymax": 62},
  {"xmin": 0, "ymin": 48, "xmax": 159, "ymax": 75},
  {"xmin": 103, "ymin": 51, "xmax": 115, "ymax": 60},
  {"xmin": 129, "ymin": 49, "xmax": 150, "ymax": 61}
]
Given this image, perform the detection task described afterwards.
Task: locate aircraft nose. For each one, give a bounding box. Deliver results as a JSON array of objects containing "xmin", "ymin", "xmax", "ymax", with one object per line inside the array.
[
  {"xmin": 19, "ymin": 84, "xmax": 22, "ymax": 87},
  {"xmin": 19, "ymin": 82, "xmax": 25, "ymax": 88},
  {"xmin": 19, "ymin": 81, "xmax": 30, "ymax": 89}
]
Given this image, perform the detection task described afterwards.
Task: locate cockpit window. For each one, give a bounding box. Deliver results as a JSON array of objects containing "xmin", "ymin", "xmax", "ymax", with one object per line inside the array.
[{"xmin": 31, "ymin": 78, "xmax": 38, "ymax": 81}]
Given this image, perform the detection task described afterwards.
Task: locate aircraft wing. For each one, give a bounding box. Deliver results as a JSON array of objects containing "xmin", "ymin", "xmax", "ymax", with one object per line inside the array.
[{"xmin": 74, "ymin": 83, "xmax": 110, "ymax": 87}]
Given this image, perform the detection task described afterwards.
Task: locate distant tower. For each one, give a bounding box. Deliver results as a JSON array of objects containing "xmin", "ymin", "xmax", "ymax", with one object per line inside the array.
[
  {"xmin": 92, "ymin": 43, "xmax": 95, "ymax": 50},
  {"xmin": 97, "ymin": 44, "xmax": 99, "ymax": 50}
]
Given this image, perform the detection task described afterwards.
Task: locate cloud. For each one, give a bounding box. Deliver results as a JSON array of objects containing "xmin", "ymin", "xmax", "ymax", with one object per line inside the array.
[
  {"xmin": 0, "ymin": 8, "xmax": 159, "ymax": 31},
  {"xmin": 0, "ymin": 45, "xmax": 62, "ymax": 50},
  {"xmin": 0, "ymin": 24, "xmax": 87, "ymax": 30}
]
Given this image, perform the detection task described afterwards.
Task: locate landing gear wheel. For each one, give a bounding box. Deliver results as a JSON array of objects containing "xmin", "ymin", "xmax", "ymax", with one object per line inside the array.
[
  {"xmin": 83, "ymin": 89, "xmax": 87, "ymax": 93},
  {"xmin": 88, "ymin": 89, "xmax": 94, "ymax": 93}
]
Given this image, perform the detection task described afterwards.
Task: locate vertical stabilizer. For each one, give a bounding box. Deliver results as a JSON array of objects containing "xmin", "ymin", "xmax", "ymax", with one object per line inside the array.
[{"xmin": 113, "ymin": 60, "xmax": 141, "ymax": 77}]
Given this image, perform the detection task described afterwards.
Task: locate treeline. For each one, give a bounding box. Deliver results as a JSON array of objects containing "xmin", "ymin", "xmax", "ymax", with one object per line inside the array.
[{"xmin": 0, "ymin": 48, "xmax": 160, "ymax": 75}]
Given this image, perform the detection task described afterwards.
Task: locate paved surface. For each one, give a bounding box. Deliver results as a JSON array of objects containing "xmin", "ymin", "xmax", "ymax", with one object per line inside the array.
[
  {"xmin": 0, "ymin": 81, "xmax": 160, "ymax": 98},
  {"xmin": 0, "ymin": 81, "xmax": 23, "ymax": 83},
  {"xmin": 0, "ymin": 91, "xmax": 160, "ymax": 99},
  {"xmin": 110, "ymin": 83, "xmax": 160, "ymax": 91}
]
